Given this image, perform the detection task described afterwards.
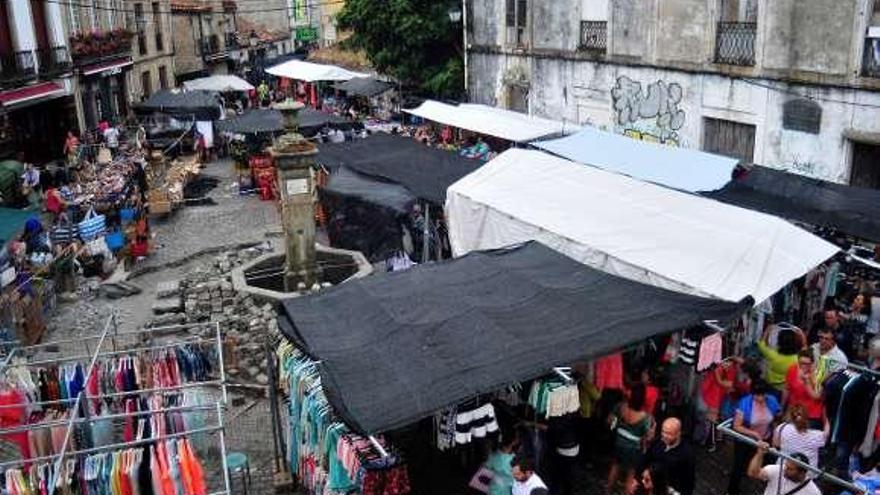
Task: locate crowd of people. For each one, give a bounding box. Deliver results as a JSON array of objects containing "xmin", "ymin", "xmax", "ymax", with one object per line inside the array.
[{"xmin": 463, "ymin": 285, "xmax": 880, "ymax": 495}]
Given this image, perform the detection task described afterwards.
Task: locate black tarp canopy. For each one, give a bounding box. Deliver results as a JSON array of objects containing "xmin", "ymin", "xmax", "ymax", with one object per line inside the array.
[
  {"xmin": 216, "ymin": 109, "xmax": 284, "ymax": 134},
  {"xmin": 135, "ymin": 90, "xmax": 222, "ymax": 120},
  {"xmin": 333, "ymin": 77, "xmax": 393, "ymax": 97},
  {"xmin": 316, "ymin": 134, "xmax": 481, "ymax": 204},
  {"xmin": 279, "ymin": 241, "xmax": 751, "ymax": 434},
  {"xmin": 298, "ymin": 108, "xmax": 357, "ymax": 136},
  {"xmin": 705, "ymin": 165, "xmax": 880, "ymax": 242}
]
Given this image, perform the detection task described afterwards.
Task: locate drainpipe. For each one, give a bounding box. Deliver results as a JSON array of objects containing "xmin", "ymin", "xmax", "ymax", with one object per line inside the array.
[{"xmin": 462, "ymin": 0, "xmax": 468, "ymax": 98}]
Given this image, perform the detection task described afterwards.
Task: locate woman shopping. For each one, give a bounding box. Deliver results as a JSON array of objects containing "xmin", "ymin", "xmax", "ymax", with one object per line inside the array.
[{"xmin": 725, "ymin": 380, "xmax": 781, "ymax": 495}]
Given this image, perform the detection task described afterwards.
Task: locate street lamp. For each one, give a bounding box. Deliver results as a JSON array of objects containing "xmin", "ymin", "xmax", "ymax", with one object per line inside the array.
[{"xmin": 448, "ymin": 6, "xmax": 462, "ymax": 23}]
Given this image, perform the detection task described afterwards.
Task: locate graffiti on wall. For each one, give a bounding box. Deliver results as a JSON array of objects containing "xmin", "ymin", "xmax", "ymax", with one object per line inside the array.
[
  {"xmin": 779, "ymin": 153, "xmax": 842, "ymax": 183},
  {"xmin": 611, "ymin": 76, "xmax": 685, "ymax": 145}
]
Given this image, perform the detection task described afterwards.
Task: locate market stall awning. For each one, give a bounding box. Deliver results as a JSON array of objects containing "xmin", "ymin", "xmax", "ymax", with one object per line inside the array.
[
  {"xmin": 332, "ymin": 77, "xmax": 393, "ymax": 97},
  {"xmin": 298, "ymin": 108, "xmax": 356, "ymax": 136},
  {"xmin": 316, "ymin": 134, "xmax": 482, "ymax": 204},
  {"xmin": 183, "ymin": 75, "xmax": 254, "ymax": 92},
  {"xmin": 403, "ymin": 100, "xmax": 576, "ymax": 143},
  {"xmin": 279, "ymin": 241, "xmax": 751, "ymax": 434},
  {"xmin": 0, "ymin": 82, "xmax": 65, "ymax": 108},
  {"xmin": 533, "ymin": 126, "xmax": 739, "ymax": 192},
  {"xmin": 216, "ymin": 109, "xmax": 283, "ymax": 134},
  {"xmin": 265, "ymin": 59, "xmax": 369, "ymax": 82},
  {"xmin": 704, "ymin": 165, "xmax": 880, "ymax": 242},
  {"xmin": 446, "ymin": 149, "xmax": 839, "ymax": 303},
  {"xmin": 134, "ymin": 90, "xmax": 222, "ymax": 120},
  {"xmin": 323, "ymin": 166, "xmax": 416, "ymax": 214}
]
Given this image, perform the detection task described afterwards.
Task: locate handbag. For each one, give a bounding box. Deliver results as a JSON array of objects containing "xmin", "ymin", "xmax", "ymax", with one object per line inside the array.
[
  {"xmin": 0, "ymin": 267, "xmax": 15, "ymax": 288},
  {"xmin": 50, "ymin": 227, "xmax": 76, "ymax": 245},
  {"xmin": 78, "ymin": 208, "xmax": 106, "ymax": 241},
  {"xmin": 468, "ymin": 466, "xmax": 494, "ymax": 494},
  {"xmin": 119, "ymin": 208, "xmax": 136, "ymax": 224},
  {"xmin": 86, "ymin": 236, "xmax": 110, "ymax": 257},
  {"xmin": 104, "ymin": 231, "xmax": 125, "ymax": 252}
]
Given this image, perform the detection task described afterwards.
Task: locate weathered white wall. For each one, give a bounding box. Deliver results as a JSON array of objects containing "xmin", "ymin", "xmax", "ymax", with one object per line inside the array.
[{"xmin": 469, "ymin": 52, "xmax": 880, "ymax": 183}]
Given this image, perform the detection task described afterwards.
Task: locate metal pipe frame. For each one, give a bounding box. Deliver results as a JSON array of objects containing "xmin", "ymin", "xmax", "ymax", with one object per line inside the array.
[
  {"xmin": 716, "ymin": 419, "xmax": 863, "ymax": 494},
  {"xmin": 15, "ymin": 337, "xmax": 214, "ymax": 368},
  {"xmin": 0, "ymin": 404, "xmax": 217, "ymax": 435},
  {"xmin": 0, "ymin": 380, "xmax": 223, "ymax": 410},
  {"xmin": 0, "ymin": 424, "xmax": 225, "ymax": 469}
]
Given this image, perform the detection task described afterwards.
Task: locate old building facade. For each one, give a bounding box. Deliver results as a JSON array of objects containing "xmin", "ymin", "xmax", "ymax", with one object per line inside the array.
[
  {"xmin": 466, "ymin": 0, "xmax": 880, "ymax": 187},
  {"xmin": 129, "ymin": 0, "xmax": 175, "ymax": 102},
  {"xmin": 170, "ymin": 0, "xmax": 237, "ymax": 82},
  {"xmin": 0, "ymin": 0, "xmax": 76, "ymax": 162}
]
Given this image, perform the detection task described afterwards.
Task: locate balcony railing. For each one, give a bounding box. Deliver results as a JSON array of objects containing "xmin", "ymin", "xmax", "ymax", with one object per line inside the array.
[
  {"xmin": 863, "ymin": 38, "xmax": 880, "ymax": 78},
  {"xmin": 69, "ymin": 29, "xmax": 134, "ymax": 65},
  {"xmin": 0, "ymin": 51, "xmax": 37, "ymax": 83},
  {"xmin": 36, "ymin": 46, "xmax": 72, "ymax": 75},
  {"xmin": 714, "ymin": 21, "xmax": 757, "ymax": 66},
  {"xmin": 201, "ymin": 36, "xmax": 227, "ymax": 61},
  {"xmin": 579, "ymin": 21, "xmax": 607, "ymax": 53}
]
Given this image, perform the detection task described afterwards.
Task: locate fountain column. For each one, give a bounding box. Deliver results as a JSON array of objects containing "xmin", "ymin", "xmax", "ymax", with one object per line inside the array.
[{"xmin": 270, "ymin": 100, "xmax": 320, "ymax": 291}]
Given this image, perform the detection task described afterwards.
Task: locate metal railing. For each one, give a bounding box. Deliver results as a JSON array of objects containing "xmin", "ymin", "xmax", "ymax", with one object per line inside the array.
[
  {"xmin": 579, "ymin": 20, "xmax": 607, "ymax": 52},
  {"xmin": 714, "ymin": 21, "xmax": 757, "ymax": 66},
  {"xmin": 0, "ymin": 50, "xmax": 36, "ymax": 82},
  {"xmin": 36, "ymin": 46, "xmax": 72, "ymax": 75}
]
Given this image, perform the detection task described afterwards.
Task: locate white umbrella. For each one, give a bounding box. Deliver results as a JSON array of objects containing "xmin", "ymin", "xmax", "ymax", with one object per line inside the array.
[
  {"xmin": 265, "ymin": 59, "xmax": 369, "ymax": 82},
  {"xmin": 183, "ymin": 75, "xmax": 255, "ymax": 92}
]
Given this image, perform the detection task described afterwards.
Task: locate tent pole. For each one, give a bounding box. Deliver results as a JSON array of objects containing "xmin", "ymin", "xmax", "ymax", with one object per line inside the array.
[{"xmin": 422, "ymin": 203, "xmax": 430, "ymax": 263}]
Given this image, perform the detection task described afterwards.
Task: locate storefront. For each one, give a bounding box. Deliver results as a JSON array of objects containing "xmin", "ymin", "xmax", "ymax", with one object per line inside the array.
[
  {"xmin": 0, "ymin": 81, "xmax": 76, "ymax": 164},
  {"xmin": 77, "ymin": 57, "xmax": 132, "ymax": 129}
]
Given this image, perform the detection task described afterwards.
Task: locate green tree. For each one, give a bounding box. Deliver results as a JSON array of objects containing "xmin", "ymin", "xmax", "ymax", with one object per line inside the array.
[{"xmin": 337, "ymin": 0, "xmax": 464, "ymax": 99}]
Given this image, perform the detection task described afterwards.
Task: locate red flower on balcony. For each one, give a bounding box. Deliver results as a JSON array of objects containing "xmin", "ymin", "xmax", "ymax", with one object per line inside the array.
[{"xmin": 69, "ymin": 28, "xmax": 134, "ymax": 63}]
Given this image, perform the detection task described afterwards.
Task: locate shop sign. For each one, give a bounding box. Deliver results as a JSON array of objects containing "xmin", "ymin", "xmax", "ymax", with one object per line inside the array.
[
  {"xmin": 101, "ymin": 66, "xmax": 123, "ymax": 77},
  {"xmin": 296, "ymin": 26, "xmax": 318, "ymax": 41}
]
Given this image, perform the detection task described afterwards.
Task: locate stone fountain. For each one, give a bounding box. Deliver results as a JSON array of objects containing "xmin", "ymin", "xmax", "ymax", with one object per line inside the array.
[{"xmin": 230, "ymin": 99, "xmax": 371, "ymax": 302}]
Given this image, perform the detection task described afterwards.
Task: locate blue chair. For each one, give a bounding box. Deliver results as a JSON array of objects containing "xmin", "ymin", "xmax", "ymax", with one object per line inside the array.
[{"xmin": 226, "ymin": 452, "xmax": 251, "ymax": 494}]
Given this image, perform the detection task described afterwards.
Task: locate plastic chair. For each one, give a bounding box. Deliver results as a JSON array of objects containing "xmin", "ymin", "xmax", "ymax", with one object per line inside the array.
[{"xmin": 226, "ymin": 452, "xmax": 251, "ymax": 494}]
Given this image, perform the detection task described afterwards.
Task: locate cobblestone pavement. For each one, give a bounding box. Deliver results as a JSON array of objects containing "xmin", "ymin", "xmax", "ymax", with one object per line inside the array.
[{"xmin": 138, "ymin": 158, "xmax": 281, "ymax": 272}]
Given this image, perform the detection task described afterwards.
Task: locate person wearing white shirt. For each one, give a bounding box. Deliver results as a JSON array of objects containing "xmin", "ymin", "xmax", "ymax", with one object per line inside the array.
[
  {"xmin": 811, "ymin": 327, "xmax": 848, "ymax": 383},
  {"xmin": 511, "ymin": 457, "xmax": 547, "ymax": 495},
  {"xmin": 747, "ymin": 443, "xmax": 821, "ymax": 495}
]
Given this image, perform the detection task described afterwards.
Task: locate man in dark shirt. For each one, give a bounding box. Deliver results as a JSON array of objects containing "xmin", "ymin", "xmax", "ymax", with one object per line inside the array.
[{"xmin": 641, "ymin": 417, "xmax": 695, "ymax": 495}]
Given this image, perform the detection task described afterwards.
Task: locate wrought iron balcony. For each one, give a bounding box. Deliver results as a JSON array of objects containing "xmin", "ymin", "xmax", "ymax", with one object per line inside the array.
[
  {"xmin": 0, "ymin": 51, "xmax": 37, "ymax": 83},
  {"xmin": 201, "ymin": 35, "xmax": 227, "ymax": 61},
  {"xmin": 714, "ymin": 21, "xmax": 756, "ymax": 66},
  {"xmin": 69, "ymin": 29, "xmax": 134, "ymax": 66},
  {"xmin": 579, "ymin": 21, "xmax": 607, "ymax": 53},
  {"xmin": 36, "ymin": 46, "xmax": 72, "ymax": 75}
]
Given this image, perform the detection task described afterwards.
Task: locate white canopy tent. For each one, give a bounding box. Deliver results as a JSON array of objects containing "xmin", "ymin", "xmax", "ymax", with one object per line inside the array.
[
  {"xmin": 533, "ymin": 126, "xmax": 740, "ymax": 192},
  {"xmin": 446, "ymin": 149, "xmax": 839, "ymax": 303},
  {"xmin": 265, "ymin": 60, "xmax": 369, "ymax": 82},
  {"xmin": 183, "ymin": 75, "xmax": 254, "ymax": 92},
  {"xmin": 403, "ymin": 100, "xmax": 576, "ymax": 143}
]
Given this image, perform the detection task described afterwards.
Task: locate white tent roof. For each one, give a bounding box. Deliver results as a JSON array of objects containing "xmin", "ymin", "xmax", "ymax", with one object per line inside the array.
[
  {"xmin": 445, "ymin": 149, "xmax": 838, "ymax": 303},
  {"xmin": 403, "ymin": 100, "xmax": 576, "ymax": 143},
  {"xmin": 533, "ymin": 126, "xmax": 739, "ymax": 192},
  {"xmin": 183, "ymin": 75, "xmax": 254, "ymax": 92},
  {"xmin": 265, "ymin": 60, "xmax": 369, "ymax": 82}
]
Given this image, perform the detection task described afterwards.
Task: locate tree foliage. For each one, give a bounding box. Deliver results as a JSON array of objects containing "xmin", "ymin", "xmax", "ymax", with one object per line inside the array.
[{"xmin": 337, "ymin": 0, "xmax": 464, "ymax": 99}]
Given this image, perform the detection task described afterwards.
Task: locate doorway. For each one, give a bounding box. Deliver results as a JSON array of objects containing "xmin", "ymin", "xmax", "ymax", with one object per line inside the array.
[{"xmin": 850, "ymin": 141, "xmax": 880, "ymax": 189}]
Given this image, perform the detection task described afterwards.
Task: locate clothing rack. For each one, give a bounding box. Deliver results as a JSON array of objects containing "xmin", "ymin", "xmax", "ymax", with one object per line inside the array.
[
  {"xmin": 0, "ymin": 319, "xmax": 232, "ymax": 495},
  {"xmin": 716, "ymin": 418, "xmax": 863, "ymax": 494}
]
